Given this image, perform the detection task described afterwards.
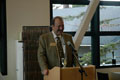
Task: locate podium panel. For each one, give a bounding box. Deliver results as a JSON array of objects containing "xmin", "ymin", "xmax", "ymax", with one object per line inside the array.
[{"xmin": 44, "ymin": 65, "xmax": 96, "ymax": 80}]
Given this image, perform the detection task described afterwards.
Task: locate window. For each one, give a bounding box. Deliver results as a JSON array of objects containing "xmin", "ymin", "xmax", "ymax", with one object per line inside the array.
[
  {"xmin": 100, "ymin": 6, "xmax": 120, "ymax": 31},
  {"xmin": 101, "ymin": 0, "xmax": 120, "ymax": 1},
  {"xmin": 52, "ymin": 4, "xmax": 92, "ymax": 66},
  {"xmin": 50, "ymin": 0, "xmax": 120, "ymax": 67},
  {"xmin": 99, "ymin": 5, "xmax": 120, "ymax": 66},
  {"xmin": 100, "ymin": 36, "xmax": 120, "ymax": 65},
  {"xmin": 52, "ymin": 4, "xmax": 90, "ymax": 32}
]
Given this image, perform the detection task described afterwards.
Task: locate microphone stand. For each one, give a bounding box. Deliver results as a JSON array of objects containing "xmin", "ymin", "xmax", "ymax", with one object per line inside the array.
[{"xmin": 72, "ymin": 50, "xmax": 87, "ymax": 80}]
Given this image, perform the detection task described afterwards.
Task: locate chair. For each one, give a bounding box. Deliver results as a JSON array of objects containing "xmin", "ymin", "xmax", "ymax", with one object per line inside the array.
[
  {"xmin": 111, "ymin": 72, "xmax": 120, "ymax": 80},
  {"xmin": 97, "ymin": 72, "xmax": 109, "ymax": 80}
]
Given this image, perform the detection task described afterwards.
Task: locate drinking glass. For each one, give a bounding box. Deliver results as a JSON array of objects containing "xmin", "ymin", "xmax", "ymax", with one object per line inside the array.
[{"xmin": 61, "ymin": 58, "xmax": 66, "ymax": 67}]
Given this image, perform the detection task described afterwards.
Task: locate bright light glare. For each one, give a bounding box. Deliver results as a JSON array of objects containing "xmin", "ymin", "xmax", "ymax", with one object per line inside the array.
[{"xmin": 53, "ymin": 4, "xmax": 72, "ymax": 10}]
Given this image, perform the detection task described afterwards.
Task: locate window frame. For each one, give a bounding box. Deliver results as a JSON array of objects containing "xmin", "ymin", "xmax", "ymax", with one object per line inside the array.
[
  {"xmin": 50, "ymin": 0, "xmax": 120, "ymax": 68},
  {"xmin": 0, "ymin": 0, "xmax": 7, "ymax": 75}
]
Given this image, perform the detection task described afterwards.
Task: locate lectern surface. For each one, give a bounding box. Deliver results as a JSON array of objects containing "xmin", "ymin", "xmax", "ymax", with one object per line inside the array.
[{"xmin": 44, "ymin": 65, "xmax": 95, "ymax": 80}]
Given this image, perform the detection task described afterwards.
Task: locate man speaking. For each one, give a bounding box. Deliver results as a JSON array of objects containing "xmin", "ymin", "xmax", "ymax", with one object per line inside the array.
[{"xmin": 37, "ymin": 16, "xmax": 78, "ymax": 76}]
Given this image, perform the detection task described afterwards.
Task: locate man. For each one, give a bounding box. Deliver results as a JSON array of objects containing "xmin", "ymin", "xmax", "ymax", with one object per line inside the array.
[{"xmin": 38, "ymin": 16, "xmax": 77, "ymax": 75}]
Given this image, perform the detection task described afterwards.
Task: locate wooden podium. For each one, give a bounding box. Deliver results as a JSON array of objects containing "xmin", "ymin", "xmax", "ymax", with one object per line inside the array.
[{"xmin": 44, "ymin": 65, "xmax": 96, "ymax": 80}]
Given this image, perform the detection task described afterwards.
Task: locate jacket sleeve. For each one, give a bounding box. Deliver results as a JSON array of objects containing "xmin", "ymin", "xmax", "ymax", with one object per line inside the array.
[{"xmin": 37, "ymin": 36, "xmax": 48, "ymax": 71}]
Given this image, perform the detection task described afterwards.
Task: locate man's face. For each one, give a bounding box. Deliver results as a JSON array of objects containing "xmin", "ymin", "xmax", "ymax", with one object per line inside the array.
[{"xmin": 52, "ymin": 18, "xmax": 64, "ymax": 36}]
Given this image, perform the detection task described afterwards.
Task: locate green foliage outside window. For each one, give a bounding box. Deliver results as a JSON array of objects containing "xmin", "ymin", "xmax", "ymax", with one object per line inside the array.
[{"xmin": 80, "ymin": 41, "xmax": 120, "ymax": 65}]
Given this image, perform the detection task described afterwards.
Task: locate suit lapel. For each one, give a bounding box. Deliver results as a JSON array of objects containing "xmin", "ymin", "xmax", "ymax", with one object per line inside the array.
[{"xmin": 49, "ymin": 32, "xmax": 56, "ymax": 43}]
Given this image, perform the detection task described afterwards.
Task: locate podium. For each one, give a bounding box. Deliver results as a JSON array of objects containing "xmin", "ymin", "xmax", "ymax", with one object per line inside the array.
[{"xmin": 44, "ymin": 65, "xmax": 96, "ymax": 80}]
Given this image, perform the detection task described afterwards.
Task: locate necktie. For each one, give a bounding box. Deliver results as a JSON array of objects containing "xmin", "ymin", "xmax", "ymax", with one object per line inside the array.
[
  {"xmin": 56, "ymin": 37, "xmax": 64, "ymax": 58},
  {"xmin": 56, "ymin": 37, "xmax": 64, "ymax": 67}
]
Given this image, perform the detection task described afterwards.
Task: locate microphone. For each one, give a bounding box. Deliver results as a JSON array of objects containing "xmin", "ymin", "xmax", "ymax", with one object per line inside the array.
[
  {"xmin": 67, "ymin": 41, "xmax": 87, "ymax": 80},
  {"xmin": 67, "ymin": 41, "xmax": 76, "ymax": 52}
]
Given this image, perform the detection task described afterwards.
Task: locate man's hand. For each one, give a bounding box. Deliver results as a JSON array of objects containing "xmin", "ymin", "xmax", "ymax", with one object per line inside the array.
[{"xmin": 42, "ymin": 69, "xmax": 49, "ymax": 75}]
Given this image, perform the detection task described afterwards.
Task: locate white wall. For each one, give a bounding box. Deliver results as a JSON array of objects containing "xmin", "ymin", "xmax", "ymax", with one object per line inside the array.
[{"xmin": 5, "ymin": 0, "xmax": 50, "ymax": 80}]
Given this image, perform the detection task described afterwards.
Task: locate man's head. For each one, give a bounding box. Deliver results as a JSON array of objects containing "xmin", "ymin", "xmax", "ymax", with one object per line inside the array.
[{"xmin": 52, "ymin": 16, "xmax": 64, "ymax": 36}]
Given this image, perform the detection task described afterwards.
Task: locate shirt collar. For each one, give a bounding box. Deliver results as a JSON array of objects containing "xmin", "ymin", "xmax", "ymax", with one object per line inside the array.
[{"xmin": 52, "ymin": 31, "xmax": 62, "ymax": 39}]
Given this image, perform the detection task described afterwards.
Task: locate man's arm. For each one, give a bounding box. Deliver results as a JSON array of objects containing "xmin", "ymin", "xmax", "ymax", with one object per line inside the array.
[{"xmin": 37, "ymin": 36, "xmax": 49, "ymax": 75}]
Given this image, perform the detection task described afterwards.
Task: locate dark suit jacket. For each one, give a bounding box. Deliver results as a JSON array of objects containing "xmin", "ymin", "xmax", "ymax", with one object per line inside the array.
[{"xmin": 38, "ymin": 32, "xmax": 76, "ymax": 71}]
